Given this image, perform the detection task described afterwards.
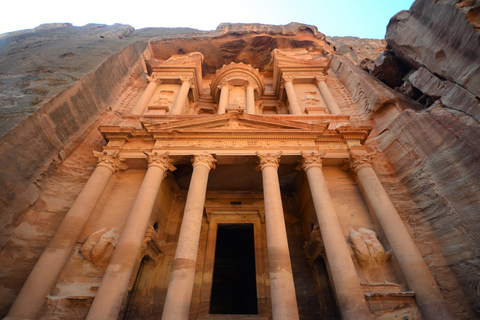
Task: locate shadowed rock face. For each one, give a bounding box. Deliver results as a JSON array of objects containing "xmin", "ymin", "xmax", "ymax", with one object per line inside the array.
[{"xmin": 350, "ymin": 0, "xmax": 480, "ymax": 316}]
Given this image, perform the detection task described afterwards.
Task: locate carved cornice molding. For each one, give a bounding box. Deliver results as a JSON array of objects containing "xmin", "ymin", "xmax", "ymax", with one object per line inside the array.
[
  {"xmin": 144, "ymin": 151, "xmax": 176, "ymax": 177},
  {"xmin": 256, "ymin": 151, "xmax": 282, "ymax": 170},
  {"xmin": 192, "ymin": 153, "xmax": 217, "ymax": 170},
  {"xmin": 93, "ymin": 150, "xmax": 127, "ymax": 173},
  {"xmin": 298, "ymin": 151, "xmax": 325, "ymax": 172},
  {"xmin": 348, "ymin": 151, "xmax": 375, "ymax": 174}
]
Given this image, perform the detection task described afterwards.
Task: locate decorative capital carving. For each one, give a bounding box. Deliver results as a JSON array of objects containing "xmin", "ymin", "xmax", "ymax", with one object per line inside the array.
[
  {"xmin": 315, "ymin": 75, "xmax": 326, "ymax": 83},
  {"xmin": 348, "ymin": 151, "xmax": 375, "ymax": 174},
  {"xmin": 282, "ymin": 75, "xmax": 295, "ymax": 83},
  {"xmin": 192, "ymin": 153, "xmax": 217, "ymax": 170},
  {"xmin": 246, "ymin": 80, "xmax": 258, "ymax": 91},
  {"xmin": 144, "ymin": 151, "xmax": 176, "ymax": 177},
  {"xmin": 93, "ymin": 150, "xmax": 127, "ymax": 173},
  {"xmin": 147, "ymin": 75, "xmax": 162, "ymax": 86},
  {"xmin": 217, "ymin": 78, "xmax": 230, "ymax": 90},
  {"xmin": 179, "ymin": 75, "xmax": 193, "ymax": 85},
  {"xmin": 256, "ymin": 152, "xmax": 282, "ymax": 171},
  {"xmin": 298, "ymin": 152, "xmax": 325, "ymax": 172}
]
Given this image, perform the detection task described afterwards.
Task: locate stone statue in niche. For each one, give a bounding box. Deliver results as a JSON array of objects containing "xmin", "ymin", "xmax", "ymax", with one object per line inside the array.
[
  {"xmin": 349, "ymin": 227, "xmax": 391, "ymax": 270},
  {"xmin": 81, "ymin": 228, "xmax": 119, "ymax": 270},
  {"xmin": 301, "ymin": 91, "xmax": 320, "ymax": 105}
]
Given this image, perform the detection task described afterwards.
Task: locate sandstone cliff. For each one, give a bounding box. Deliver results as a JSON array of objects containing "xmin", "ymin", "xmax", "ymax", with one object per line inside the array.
[{"xmin": 349, "ymin": 0, "xmax": 480, "ymax": 316}]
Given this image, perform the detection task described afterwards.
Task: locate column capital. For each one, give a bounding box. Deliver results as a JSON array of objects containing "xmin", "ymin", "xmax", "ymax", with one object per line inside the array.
[
  {"xmin": 192, "ymin": 153, "xmax": 217, "ymax": 170},
  {"xmin": 256, "ymin": 152, "xmax": 282, "ymax": 170},
  {"xmin": 348, "ymin": 151, "xmax": 375, "ymax": 174},
  {"xmin": 217, "ymin": 78, "xmax": 231, "ymax": 90},
  {"xmin": 246, "ymin": 80, "xmax": 258, "ymax": 90},
  {"xmin": 298, "ymin": 151, "xmax": 325, "ymax": 172},
  {"xmin": 93, "ymin": 150, "xmax": 127, "ymax": 173},
  {"xmin": 179, "ymin": 76, "xmax": 193, "ymax": 85},
  {"xmin": 147, "ymin": 75, "xmax": 162, "ymax": 86},
  {"xmin": 314, "ymin": 75, "xmax": 326, "ymax": 83},
  {"xmin": 282, "ymin": 75, "xmax": 295, "ymax": 83},
  {"xmin": 144, "ymin": 151, "xmax": 176, "ymax": 176}
]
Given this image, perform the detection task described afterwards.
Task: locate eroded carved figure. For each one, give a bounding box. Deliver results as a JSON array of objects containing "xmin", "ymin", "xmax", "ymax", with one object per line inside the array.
[
  {"xmin": 349, "ymin": 227, "xmax": 391, "ymax": 269},
  {"xmin": 81, "ymin": 229, "xmax": 119, "ymax": 270}
]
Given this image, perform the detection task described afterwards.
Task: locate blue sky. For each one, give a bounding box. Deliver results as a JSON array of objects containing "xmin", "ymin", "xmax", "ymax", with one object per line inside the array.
[{"xmin": 1, "ymin": 0, "xmax": 415, "ymax": 39}]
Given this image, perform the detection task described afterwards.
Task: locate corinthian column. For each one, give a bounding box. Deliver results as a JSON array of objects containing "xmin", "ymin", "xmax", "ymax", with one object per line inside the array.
[
  {"xmin": 349, "ymin": 151, "xmax": 453, "ymax": 320},
  {"xmin": 315, "ymin": 76, "xmax": 341, "ymax": 115},
  {"xmin": 246, "ymin": 81, "xmax": 256, "ymax": 115},
  {"xmin": 162, "ymin": 154, "xmax": 216, "ymax": 320},
  {"xmin": 217, "ymin": 79, "xmax": 230, "ymax": 114},
  {"xmin": 170, "ymin": 77, "xmax": 192, "ymax": 115},
  {"xmin": 299, "ymin": 152, "xmax": 371, "ymax": 320},
  {"xmin": 86, "ymin": 152, "xmax": 175, "ymax": 320},
  {"xmin": 131, "ymin": 75, "xmax": 162, "ymax": 114},
  {"xmin": 282, "ymin": 76, "xmax": 302, "ymax": 115},
  {"xmin": 6, "ymin": 150, "xmax": 125, "ymax": 320},
  {"xmin": 256, "ymin": 152, "xmax": 299, "ymax": 320}
]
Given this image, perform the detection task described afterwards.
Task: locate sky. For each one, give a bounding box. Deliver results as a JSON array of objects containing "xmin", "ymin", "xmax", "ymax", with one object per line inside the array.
[{"xmin": 1, "ymin": 0, "xmax": 415, "ymax": 39}]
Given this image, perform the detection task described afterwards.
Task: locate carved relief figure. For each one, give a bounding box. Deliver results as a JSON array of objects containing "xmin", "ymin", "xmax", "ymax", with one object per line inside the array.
[
  {"xmin": 81, "ymin": 229, "xmax": 119, "ymax": 270},
  {"xmin": 301, "ymin": 90, "xmax": 321, "ymax": 105},
  {"xmin": 349, "ymin": 227, "xmax": 391, "ymax": 270},
  {"xmin": 152, "ymin": 90, "xmax": 175, "ymax": 107}
]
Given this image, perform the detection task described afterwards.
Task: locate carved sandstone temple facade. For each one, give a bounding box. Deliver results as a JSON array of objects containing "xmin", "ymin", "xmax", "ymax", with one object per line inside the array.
[{"xmin": 4, "ymin": 44, "xmax": 455, "ymax": 319}]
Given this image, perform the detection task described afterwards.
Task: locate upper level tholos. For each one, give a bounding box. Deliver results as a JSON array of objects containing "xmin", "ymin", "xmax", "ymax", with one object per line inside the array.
[{"xmin": 128, "ymin": 49, "xmax": 342, "ymax": 117}]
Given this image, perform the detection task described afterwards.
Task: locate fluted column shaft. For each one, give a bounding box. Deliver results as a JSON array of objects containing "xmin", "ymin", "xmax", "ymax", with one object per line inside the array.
[
  {"xmin": 131, "ymin": 76, "xmax": 161, "ymax": 114},
  {"xmin": 300, "ymin": 153, "xmax": 371, "ymax": 320},
  {"xmin": 6, "ymin": 151, "xmax": 123, "ymax": 320},
  {"xmin": 162, "ymin": 154, "xmax": 216, "ymax": 320},
  {"xmin": 170, "ymin": 78, "xmax": 191, "ymax": 115},
  {"xmin": 350, "ymin": 152, "xmax": 453, "ymax": 320},
  {"xmin": 257, "ymin": 152, "xmax": 299, "ymax": 320},
  {"xmin": 86, "ymin": 152, "xmax": 175, "ymax": 320},
  {"xmin": 282, "ymin": 77, "xmax": 302, "ymax": 115},
  {"xmin": 217, "ymin": 82, "xmax": 230, "ymax": 114},
  {"xmin": 246, "ymin": 83, "xmax": 256, "ymax": 114},
  {"xmin": 316, "ymin": 76, "xmax": 341, "ymax": 115}
]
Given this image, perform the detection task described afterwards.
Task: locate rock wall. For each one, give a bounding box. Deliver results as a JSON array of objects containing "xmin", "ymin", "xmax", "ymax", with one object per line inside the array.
[
  {"xmin": 0, "ymin": 32, "xmax": 148, "ymax": 249},
  {"xmin": 332, "ymin": 0, "xmax": 480, "ymax": 316}
]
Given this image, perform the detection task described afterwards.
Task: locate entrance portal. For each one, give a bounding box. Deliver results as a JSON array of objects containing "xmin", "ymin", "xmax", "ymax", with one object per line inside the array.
[{"xmin": 210, "ymin": 224, "xmax": 258, "ymax": 314}]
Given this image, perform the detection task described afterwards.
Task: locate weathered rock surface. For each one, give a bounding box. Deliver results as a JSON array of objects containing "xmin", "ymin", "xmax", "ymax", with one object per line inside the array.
[
  {"xmin": 326, "ymin": 36, "xmax": 386, "ymax": 64},
  {"xmin": 346, "ymin": 0, "xmax": 480, "ymax": 316},
  {"xmin": 386, "ymin": 0, "xmax": 480, "ymax": 98}
]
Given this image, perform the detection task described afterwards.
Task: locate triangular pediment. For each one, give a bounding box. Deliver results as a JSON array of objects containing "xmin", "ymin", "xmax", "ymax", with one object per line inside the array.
[{"xmin": 142, "ymin": 113, "xmax": 329, "ymax": 133}]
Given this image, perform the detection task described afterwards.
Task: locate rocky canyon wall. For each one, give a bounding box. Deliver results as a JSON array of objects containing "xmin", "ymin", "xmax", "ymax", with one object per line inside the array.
[{"xmin": 335, "ymin": 0, "xmax": 480, "ymax": 316}]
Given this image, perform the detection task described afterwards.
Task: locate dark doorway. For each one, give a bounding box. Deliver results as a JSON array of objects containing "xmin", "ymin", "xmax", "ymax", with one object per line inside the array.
[{"xmin": 210, "ymin": 224, "xmax": 258, "ymax": 314}]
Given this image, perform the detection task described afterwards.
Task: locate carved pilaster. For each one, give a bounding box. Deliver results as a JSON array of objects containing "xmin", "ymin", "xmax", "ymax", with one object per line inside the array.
[
  {"xmin": 298, "ymin": 152, "xmax": 325, "ymax": 172},
  {"xmin": 144, "ymin": 151, "xmax": 176, "ymax": 178},
  {"xmin": 192, "ymin": 153, "xmax": 217, "ymax": 170},
  {"xmin": 93, "ymin": 150, "xmax": 127, "ymax": 173},
  {"xmin": 348, "ymin": 151, "xmax": 375, "ymax": 174},
  {"xmin": 256, "ymin": 152, "xmax": 282, "ymax": 170},
  {"xmin": 147, "ymin": 75, "xmax": 162, "ymax": 86}
]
